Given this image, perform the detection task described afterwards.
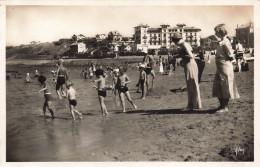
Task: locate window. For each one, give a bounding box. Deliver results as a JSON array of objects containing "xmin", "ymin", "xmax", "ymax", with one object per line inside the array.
[{"xmin": 164, "ymin": 34, "xmax": 166, "ymax": 37}]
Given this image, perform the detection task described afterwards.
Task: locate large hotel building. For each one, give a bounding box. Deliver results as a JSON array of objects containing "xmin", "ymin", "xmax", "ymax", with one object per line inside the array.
[{"xmin": 134, "ymin": 24, "xmax": 201, "ymax": 53}]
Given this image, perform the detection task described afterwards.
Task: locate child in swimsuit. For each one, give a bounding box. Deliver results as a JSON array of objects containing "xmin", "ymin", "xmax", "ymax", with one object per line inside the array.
[
  {"xmin": 24, "ymin": 73, "xmax": 32, "ymax": 83},
  {"xmin": 37, "ymin": 75, "xmax": 55, "ymax": 119},
  {"xmin": 112, "ymin": 69, "xmax": 119, "ymax": 96},
  {"xmin": 117, "ymin": 66, "xmax": 137, "ymax": 112},
  {"xmin": 93, "ymin": 69, "xmax": 108, "ymax": 115},
  {"xmin": 65, "ymin": 81, "xmax": 82, "ymax": 120},
  {"xmin": 34, "ymin": 70, "xmax": 40, "ymax": 77},
  {"xmin": 89, "ymin": 66, "xmax": 93, "ymax": 79},
  {"xmin": 112, "ymin": 68, "xmax": 120, "ymax": 107},
  {"xmin": 138, "ymin": 64, "xmax": 147, "ymax": 99}
]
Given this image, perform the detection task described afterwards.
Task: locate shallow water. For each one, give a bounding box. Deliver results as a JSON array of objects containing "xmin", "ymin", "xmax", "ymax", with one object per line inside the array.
[
  {"xmin": 6, "ymin": 66, "xmax": 122, "ymax": 161},
  {"xmin": 6, "ymin": 60, "xmax": 255, "ymax": 161}
]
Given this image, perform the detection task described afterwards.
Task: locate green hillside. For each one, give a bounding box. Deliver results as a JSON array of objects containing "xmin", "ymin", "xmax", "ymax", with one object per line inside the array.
[{"xmin": 6, "ymin": 42, "xmax": 70, "ymax": 60}]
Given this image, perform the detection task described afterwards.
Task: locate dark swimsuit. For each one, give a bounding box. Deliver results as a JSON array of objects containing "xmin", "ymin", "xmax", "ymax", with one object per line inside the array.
[
  {"xmin": 44, "ymin": 94, "xmax": 53, "ymax": 102},
  {"xmin": 118, "ymin": 86, "xmax": 128, "ymax": 93},
  {"xmin": 69, "ymin": 99, "xmax": 77, "ymax": 106},
  {"xmin": 56, "ymin": 76, "xmax": 66, "ymax": 90},
  {"xmin": 98, "ymin": 90, "xmax": 107, "ymax": 97},
  {"xmin": 140, "ymin": 79, "xmax": 145, "ymax": 85},
  {"xmin": 144, "ymin": 67, "xmax": 152, "ymax": 75},
  {"xmin": 56, "ymin": 67, "xmax": 67, "ymax": 90}
]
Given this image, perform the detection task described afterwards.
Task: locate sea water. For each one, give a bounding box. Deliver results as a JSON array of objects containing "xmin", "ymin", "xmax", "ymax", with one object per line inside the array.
[{"xmin": 6, "ymin": 66, "xmax": 120, "ymax": 161}]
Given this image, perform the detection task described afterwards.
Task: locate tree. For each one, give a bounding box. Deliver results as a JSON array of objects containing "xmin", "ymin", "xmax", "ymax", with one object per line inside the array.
[{"xmin": 71, "ymin": 34, "xmax": 77, "ymax": 43}]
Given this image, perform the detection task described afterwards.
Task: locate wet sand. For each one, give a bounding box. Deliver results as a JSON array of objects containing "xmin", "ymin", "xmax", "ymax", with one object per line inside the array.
[{"xmin": 6, "ymin": 58, "xmax": 254, "ymax": 161}]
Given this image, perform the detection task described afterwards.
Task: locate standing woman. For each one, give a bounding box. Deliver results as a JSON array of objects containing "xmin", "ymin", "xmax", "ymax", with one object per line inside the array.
[
  {"xmin": 172, "ymin": 33, "xmax": 202, "ymax": 110},
  {"xmin": 213, "ymin": 24, "xmax": 239, "ymax": 112},
  {"xmin": 159, "ymin": 56, "xmax": 164, "ymax": 73}
]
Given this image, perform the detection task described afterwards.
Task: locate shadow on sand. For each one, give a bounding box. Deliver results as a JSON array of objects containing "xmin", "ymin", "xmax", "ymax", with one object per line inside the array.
[
  {"xmin": 123, "ymin": 108, "xmax": 217, "ymax": 115},
  {"xmin": 170, "ymin": 88, "xmax": 187, "ymax": 93},
  {"xmin": 200, "ymin": 80, "xmax": 212, "ymax": 83}
]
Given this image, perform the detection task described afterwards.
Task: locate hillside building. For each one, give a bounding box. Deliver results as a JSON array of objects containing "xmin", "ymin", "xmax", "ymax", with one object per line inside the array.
[
  {"xmin": 108, "ymin": 31, "xmax": 123, "ymax": 42},
  {"xmin": 133, "ymin": 23, "xmax": 201, "ymax": 53},
  {"xmin": 96, "ymin": 34, "xmax": 107, "ymax": 41},
  {"xmin": 69, "ymin": 42, "xmax": 87, "ymax": 55}
]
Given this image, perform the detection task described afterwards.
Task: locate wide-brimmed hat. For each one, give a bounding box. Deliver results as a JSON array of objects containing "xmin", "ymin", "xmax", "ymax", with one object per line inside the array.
[{"xmin": 172, "ymin": 33, "xmax": 182, "ymax": 39}]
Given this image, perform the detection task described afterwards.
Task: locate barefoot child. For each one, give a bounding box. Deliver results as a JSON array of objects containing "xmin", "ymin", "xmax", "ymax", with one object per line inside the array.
[
  {"xmin": 112, "ymin": 68, "xmax": 119, "ymax": 96},
  {"xmin": 93, "ymin": 69, "xmax": 109, "ymax": 115},
  {"xmin": 137, "ymin": 64, "xmax": 147, "ymax": 99},
  {"xmin": 65, "ymin": 81, "xmax": 83, "ymax": 120},
  {"xmin": 117, "ymin": 66, "xmax": 137, "ymax": 112},
  {"xmin": 112, "ymin": 68, "xmax": 120, "ymax": 106},
  {"xmin": 37, "ymin": 75, "xmax": 55, "ymax": 119},
  {"xmin": 24, "ymin": 73, "xmax": 32, "ymax": 83}
]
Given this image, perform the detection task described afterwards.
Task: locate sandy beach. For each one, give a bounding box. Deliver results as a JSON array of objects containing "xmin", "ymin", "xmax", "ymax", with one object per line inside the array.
[{"xmin": 6, "ymin": 57, "xmax": 254, "ymax": 161}]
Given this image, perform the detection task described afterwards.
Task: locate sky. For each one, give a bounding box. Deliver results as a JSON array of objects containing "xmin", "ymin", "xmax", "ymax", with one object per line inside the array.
[{"xmin": 6, "ymin": 5, "xmax": 253, "ymax": 46}]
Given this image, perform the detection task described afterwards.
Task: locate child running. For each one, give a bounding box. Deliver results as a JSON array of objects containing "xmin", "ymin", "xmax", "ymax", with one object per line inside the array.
[
  {"xmin": 37, "ymin": 75, "xmax": 55, "ymax": 119},
  {"xmin": 117, "ymin": 66, "xmax": 137, "ymax": 112},
  {"xmin": 137, "ymin": 64, "xmax": 147, "ymax": 99},
  {"xmin": 93, "ymin": 69, "xmax": 108, "ymax": 115},
  {"xmin": 65, "ymin": 81, "xmax": 83, "ymax": 120}
]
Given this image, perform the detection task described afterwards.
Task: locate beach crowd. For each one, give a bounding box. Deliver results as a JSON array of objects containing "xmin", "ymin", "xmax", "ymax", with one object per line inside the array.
[{"xmin": 12, "ymin": 24, "xmax": 252, "ymax": 120}]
